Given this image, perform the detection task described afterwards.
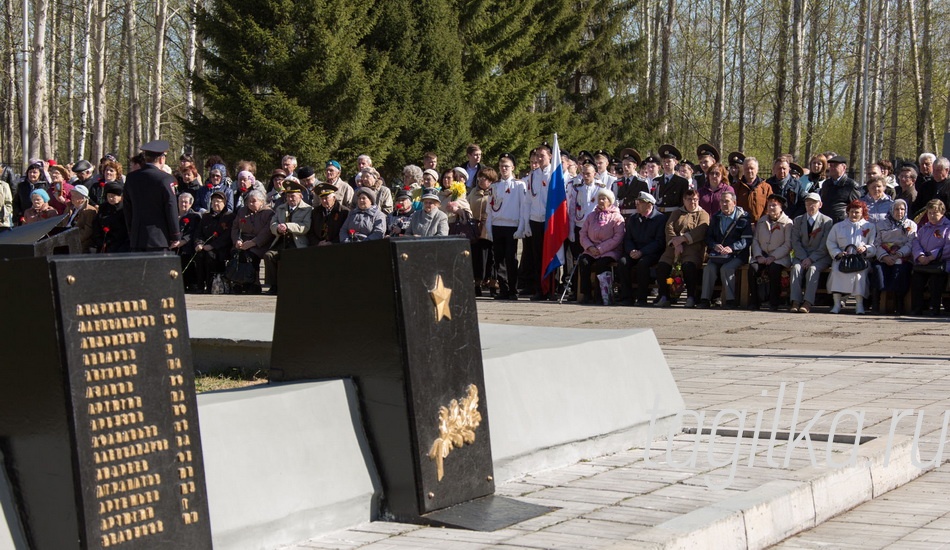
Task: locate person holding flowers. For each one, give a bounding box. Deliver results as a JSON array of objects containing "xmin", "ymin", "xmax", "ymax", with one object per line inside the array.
[{"xmin": 655, "ymin": 188, "xmax": 709, "ymax": 307}]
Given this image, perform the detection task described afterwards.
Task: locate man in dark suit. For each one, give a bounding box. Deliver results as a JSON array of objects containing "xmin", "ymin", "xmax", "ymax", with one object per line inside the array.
[
  {"xmin": 819, "ymin": 156, "xmax": 862, "ymax": 223},
  {"xmin": 615, "ymin": 148, "xmax": 650, "ymax": 218},
  {"xmin": 123, "ymin": 140, "xmax": 180, "ymax": 252},
  {"xmin": 653, "ymin": 144, "xmax": 691, "ymax": 214}
]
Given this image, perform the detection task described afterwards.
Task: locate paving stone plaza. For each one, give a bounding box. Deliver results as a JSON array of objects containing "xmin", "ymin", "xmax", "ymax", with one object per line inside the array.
[{"xmin": 187, "ymin": 295, "xmax": 950, "ymax": 549}]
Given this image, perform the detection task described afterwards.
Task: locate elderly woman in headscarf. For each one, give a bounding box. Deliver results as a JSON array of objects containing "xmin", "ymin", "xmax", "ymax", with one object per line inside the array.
[
  {"xmin": 826, "ymin": 199, "xmax": 877, "ymax": 314},
  {"xmin": 61, "ymin": 184, "xmax": 98, "ymax": 252},
  {"xmin": 407, "ymin": 188, "xmax": 449, "ymax": 237},
  {"xmin": 353, "ymin": 167, "xmax": 393, "ymax": 215},
  {"xmin": 340, "ymin": 186, "xmax": 386, "ymax": 242},
  {"xmin": 577, "ymin": 188, "xmax": 625, "ymax": 304},
  {"xmin": 873, "ymin": 198, "xmax": 917, "ymax": 314},
  {"xmin": 197, "ymin": 164, "xmax": 234, "ymax": 213},
  {"xmin": 21, "ymin": 188, "xmax": 59, "ymax": 224},
  {"xmin": 234, "ymin": 170, "xmax": 266, "ymax": 210}
]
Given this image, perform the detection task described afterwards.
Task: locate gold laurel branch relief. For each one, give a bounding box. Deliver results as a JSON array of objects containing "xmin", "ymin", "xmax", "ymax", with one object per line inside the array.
[{"xmin": 427, "ymin": 384, "xmax": 482, "ymax": 482}]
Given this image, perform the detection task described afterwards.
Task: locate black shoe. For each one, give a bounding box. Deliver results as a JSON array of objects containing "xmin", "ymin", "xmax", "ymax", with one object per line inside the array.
[
  {"xmin": 475, "ymin": 286, "xmax": 483, "ymax": 297},
  {"xmin": 747, "ymin": 302, "xmax": 760, "ymax": 311},
  {"xmin": 635, "ymin": 299, "xmax": 649, "ymax": 307},
  {"xmin": 530, "ymin": 293, "xmax": 546, "ymax": 301},
  {"xmin": 266, "ymin": 287, "xmax": 278, "ymax": 295},
  {"xmin": 723, "ymin": 300, "xmax": 738, "ymax": 309},
  {"xmin": 769, "ymin": 304, "xmax": 779, "ymax": 312},
  {"xmin": 518, "ymin": 288, "xmax": 534, "ymax": 296},
  {"xmin": 697, "ymin": 299, "xmax": 711, "ymax": 309},
  {"xmin": 618, "ymin": 298, "xmax": 635, "ymax": 306},
  {"xmin": 247, "ymin": 284, "xmax": 262, "ymax": 295}
]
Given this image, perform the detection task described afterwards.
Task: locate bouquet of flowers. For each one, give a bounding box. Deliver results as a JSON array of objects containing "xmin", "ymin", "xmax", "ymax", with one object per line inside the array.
[
  {"xmin": 666, "ymin": 263, "xmax": 684, "ymax": 297},
  {"xmin": 449, "ymin": 181, "xmax": 467, "ymax": 201}
]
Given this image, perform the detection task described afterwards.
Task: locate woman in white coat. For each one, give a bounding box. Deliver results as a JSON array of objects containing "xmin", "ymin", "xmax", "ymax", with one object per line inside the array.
[{"xmin": 826, "ymin": 200, "xmax": 877, "ymax": 314}]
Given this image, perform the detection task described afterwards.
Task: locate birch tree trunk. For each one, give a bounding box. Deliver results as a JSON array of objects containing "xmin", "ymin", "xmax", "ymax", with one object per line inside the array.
[
  {"xmin": 848, "ymin": 0, "xmax": 867, "ymax": 167},
  {"xmin": 907, "ymin": 0, "xmax": 925, "ymax": 153},
  {"xmin": 184, "ymin": 0, "xmax": 197, "ymax": 152},
  {"xmin": 920, "ymin": 0, "xmax": 934, "ymax": 152},
  {"xmin": 888, "ymin": 0, "xmax": 902, "ymax": 160},
  {"xmin": 77, "ymin": 0, "xmax": 93, "ymax": 159},
  {"xmin": 90, "ymin": 0, "xmax": 107, "ymax": 163},
  {"xmin": 48, "ymin": 0, "xmax": 59, "ymax": 156},
  {"xmin": 125, "ymin": 0, "xmax": 142, "ymax": 153},
  {"xmin": 788, "ymin": 0, "xmax": 804, "ymax": 160},
  {"xmin": 657, "ymin": 0, "xmax": 674, "ymax": 140},
  {"xmin": 150, "ymin": 0, "xmax": 168, "ymax": 140},
  {"xmin": 737, "ymin": 0, "xmax": 746, "ymax": 151},
  {"xmin": 804, "ymin": 0, "xmax": 820, "ymax": 160},
  {"xmin": 3, "ymin": 0, "xmax": 16, "ymax": 164},
  {"xmin": 66, "ymin": 0, "xmax": 76, "ymax": 159},
  {"xmin": 772, "ymin": 0, "xmax": 790, "ymax": 158},
  {"xmin": 29, "ymin": 0, "xmax": 49, "ymax": 159},
  {"xmin": 711, "ymin": 0, "xmax": 728, "ymax": 152}
]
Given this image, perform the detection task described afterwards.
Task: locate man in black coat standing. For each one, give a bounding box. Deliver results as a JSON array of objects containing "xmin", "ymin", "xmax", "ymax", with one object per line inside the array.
[
  {"xmin": 123, "ymin": 140, "xmax": 181, "ymax": 252},
  {"xmin": 819, "ymin": 155, "xmax": 862, "ymax": 223}
]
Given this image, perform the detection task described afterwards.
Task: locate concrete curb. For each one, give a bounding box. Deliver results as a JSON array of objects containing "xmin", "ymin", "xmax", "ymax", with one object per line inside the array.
[{"xmin": 605, "ymin": 435, "xmax": 924, "ymax": 549}]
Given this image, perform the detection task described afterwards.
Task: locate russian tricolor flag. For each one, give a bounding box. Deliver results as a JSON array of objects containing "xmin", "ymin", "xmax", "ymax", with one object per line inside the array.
[{"xmin": 541, "ymin": 134, "xmax": 568, "ymax": 293}]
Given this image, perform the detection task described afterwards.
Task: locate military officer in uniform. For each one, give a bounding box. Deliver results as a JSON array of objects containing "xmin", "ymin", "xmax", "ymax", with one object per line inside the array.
[
  {"xmin": 695, "ymin": 144, "xmax": 721, "ymax": 190},
  {"xmin": 727, "ymin": 151, "xmax": 745, "ymax": 186},
  {"xmin": 122, "ymin": 139, "xmax": 180, "ymax": 252},
  {"xmin": 653, "ymin": 144, "xmax": 691, "ymax": 215},
  {"xmin": 615, "ymin": 148, "xmax": 650, "ymax": 219}
]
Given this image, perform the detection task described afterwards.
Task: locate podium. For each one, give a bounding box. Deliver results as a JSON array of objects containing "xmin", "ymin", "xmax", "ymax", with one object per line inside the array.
[
  {"xmin": 0, "ymin": 214, "xmax": 81, "ymax": 258},
  {"xmin": 0, "ymin": 254, "xmax": 212, "ymax": 549},
  {"xmin": 270, "ymin": 238, "xmax": 551, "ymax": 530}
]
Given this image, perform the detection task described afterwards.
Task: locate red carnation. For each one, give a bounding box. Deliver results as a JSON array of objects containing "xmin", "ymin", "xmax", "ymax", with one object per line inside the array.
[
  {"xmin": 212, "ymin": 232, "xmax": 219, "ymax": 237},
  {"xmin": 182, "ymin": 217, "xmax": 190, "ymax": 224},
  {"xmin": 99, "ymin": 181, "xmax": 105, "ymax": 187},
  {"xmin": 206, "ymin": 183, "xmax": 213, "ymax": 189},
  {"xmin": 348, "ymin": 229, "xmax": 356, "ymax": 235},
  {"xmin": 240, "ymin": 218, "xmax": 246, "ymax": 224},
  {"xmin": 403, "ymin": 185, "xmax": 411, "ymax": 191},
  {"xmin": 617, "ymin": 180, "xmax": 624, "ymax": 187},
  {"xmin": 102, "ymin": 226, "xmax": 110, "ymax": 233}
]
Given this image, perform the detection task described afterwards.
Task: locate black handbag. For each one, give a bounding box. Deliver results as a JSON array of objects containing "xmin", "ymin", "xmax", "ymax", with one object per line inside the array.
[
  {"xmin": 913, "ymin": 251, "xmax": 945, "ymax": 274},
  {"xmin": 225, "ymin": 251, "xmax": 257, "ymax": 284},
  {"xmin": 449, "ymin": 215, "xmax": 480, "ymax": 244},
  {"xmin": 837, "ymin": 245, "xmax": 870, "ymax": 273}
]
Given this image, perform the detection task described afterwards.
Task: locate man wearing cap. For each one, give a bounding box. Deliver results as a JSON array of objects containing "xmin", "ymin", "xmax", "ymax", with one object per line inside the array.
[
  {"xmin": 767, "ymin": 157, "xmax": 808, "ymax": 219},
  {"xmin": 819, "ymin": 156, "xmax": 861, "ymax": 223},
  {"xmin": 264, "ymin": 180, "xmax": 312, "ymax": 294},
  {"xmin": 387, "ymin": 188, "xmax": 414, "ymax": 237},
  {"xmin": 789, "ymin": 192, "xmax": 833, "ymax": 313},
  {"xmin": 616, "ymin": 148, "xmax": 650, "ymax": 218},
  {"xmin": 748, "ymin": 194, "xmax": 793, "ymax": 310},
  {"xmin": 640, "ymin": 154, "xmax": 660, "ymax": 188},
  {"xmin": 653, "ymin": 145, "xmax": 690, "ymax": 214},
  {"xmin": 70, "ymin": 159, "xmax": 96, "ymax": 199},
  {"xmin": 593, "ymin": 150, "xmax": 617, "ymax": 194},
  {"xmin": 734, "ymin": 157, "xmax": 773, "ymax": 222},
  {"xmin": 122, "ymin": 140, "xmax": 181, "ymax": 252},
  {"xmin": 616, "ymin": 191, "xmax": 666, "ymax": 306},
  {"xmin": 695, "ymin": 144, "xmax": 720, "ymax": 190},
  {"xmin": 325, "ymin": 160, "xmax": 354, "ymax": 206},
  {"xmin": 295, "ymin": 166, "xmax": 319, "ymax": 205},
  {"xmin": 308, "ymin": 182, "xmax": 350, "ymax": 245},
  {"xmin": 727, "ymin": 151, "xmax": 745, "ymax": 186}
]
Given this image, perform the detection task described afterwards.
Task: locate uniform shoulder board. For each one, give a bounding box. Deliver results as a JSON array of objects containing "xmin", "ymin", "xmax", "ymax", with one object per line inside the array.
[{"xmin": 596, "ymin": 181, "xmax": 606, "ymax": 188}]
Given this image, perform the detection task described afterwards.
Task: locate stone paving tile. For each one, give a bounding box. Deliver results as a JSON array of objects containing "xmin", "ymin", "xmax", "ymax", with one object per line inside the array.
[
  {"xmin": 498, "ymin": 530, "xmax": 617, "ymax": 549},
  {"xmin": 541, "ymin": 518, "xmax": 649, "ymax": 540}
]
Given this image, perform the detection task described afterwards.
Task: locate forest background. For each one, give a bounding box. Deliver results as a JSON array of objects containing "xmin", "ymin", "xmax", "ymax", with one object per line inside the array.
[{"xmin": 5, "ymin": 0, "xmax": 950, "ymax": 180}]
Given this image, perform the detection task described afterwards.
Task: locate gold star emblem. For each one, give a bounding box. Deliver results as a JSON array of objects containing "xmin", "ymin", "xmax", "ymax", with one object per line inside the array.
[{"xmin": 429, "ymin": 275, "xmax": 452, "ymax": 322}]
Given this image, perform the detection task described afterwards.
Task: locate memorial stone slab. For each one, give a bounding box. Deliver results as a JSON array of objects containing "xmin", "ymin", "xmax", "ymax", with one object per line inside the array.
[
  {"xmin": 0, "ymin": 254, "xmax": 212, "ymax": 549},
  {"xmin": 270, "ymin": 238, "xmax": 552, "ymax": 530},
  {"xmin": 0, "ymin": 214, "xmax": 81, "ymax": 258}
]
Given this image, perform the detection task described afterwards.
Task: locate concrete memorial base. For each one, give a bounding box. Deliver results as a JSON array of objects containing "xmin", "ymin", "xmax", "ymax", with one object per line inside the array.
[{"xmin": 0, "ymin": 317, "xmax": 684, "ymax": 549}]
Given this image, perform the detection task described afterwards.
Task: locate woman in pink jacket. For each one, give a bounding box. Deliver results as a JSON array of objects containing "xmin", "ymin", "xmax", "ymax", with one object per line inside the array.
[{"xmin": 578, "ymin": 188, "xmax": 625, "ymax": 304}]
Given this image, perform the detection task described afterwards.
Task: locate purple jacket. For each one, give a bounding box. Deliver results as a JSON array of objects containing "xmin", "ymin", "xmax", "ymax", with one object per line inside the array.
[
  {"xmin": 698, "ymin": 183, "xmax": 735, "ymax": 216},
  {"xmin": 580, "ymin": 205, "xmax": 625, "ymax": 261},
  {"xmin": 911, "ymin": 216, "xmax": 950, "ymax": 269}
]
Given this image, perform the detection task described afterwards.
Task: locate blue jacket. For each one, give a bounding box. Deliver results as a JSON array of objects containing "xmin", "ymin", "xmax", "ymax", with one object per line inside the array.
[
  {"xmin": 622, "ymin": 207, "xmax": 666, "ymax": 258},
  {"xmin": 705, "ymin": 206, "xmax": 753, "ymax": 261}
]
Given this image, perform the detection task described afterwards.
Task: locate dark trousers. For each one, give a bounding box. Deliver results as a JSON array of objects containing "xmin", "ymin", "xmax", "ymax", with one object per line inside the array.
[
  {"xmin": 528, "ymin": 220, "xmax": 546, "ymax": 294},
  {"xmin": 656, "ymin": 261, "xmax": 699, "ymax": 299},
  {"xmin": 492, "ymin": 225, "xmax": 519, "ymax": 296},
  {"xmin": 578, "ymin": 254, "xmax": 616, "ymax": 297},
  {"xmin": 617, "ymin": 254, "xmax": 660, "ymax": 301},
  {"xmin": 472, "ymin": 237, "xmax": 495, "ymax": 283},
  {"xmin": 565, "ymin": 228, "xmax": 583, "ymax": 292},
  {"xmin": 911, "ymin": 270, "xmax": 948, "ymax": 313},
  {"xmin": 195, "ymin": 250, "xmax": 226, "ymax": 291},
  {"xmin": 748, "ymin": 262, "xmax": 785, "ymax": 307}
]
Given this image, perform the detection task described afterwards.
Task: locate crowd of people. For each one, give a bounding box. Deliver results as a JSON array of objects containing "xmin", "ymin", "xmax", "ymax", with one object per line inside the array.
[{"xmin": 2, "ymin": 140, "xmax": 949, "ymax": 315}]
